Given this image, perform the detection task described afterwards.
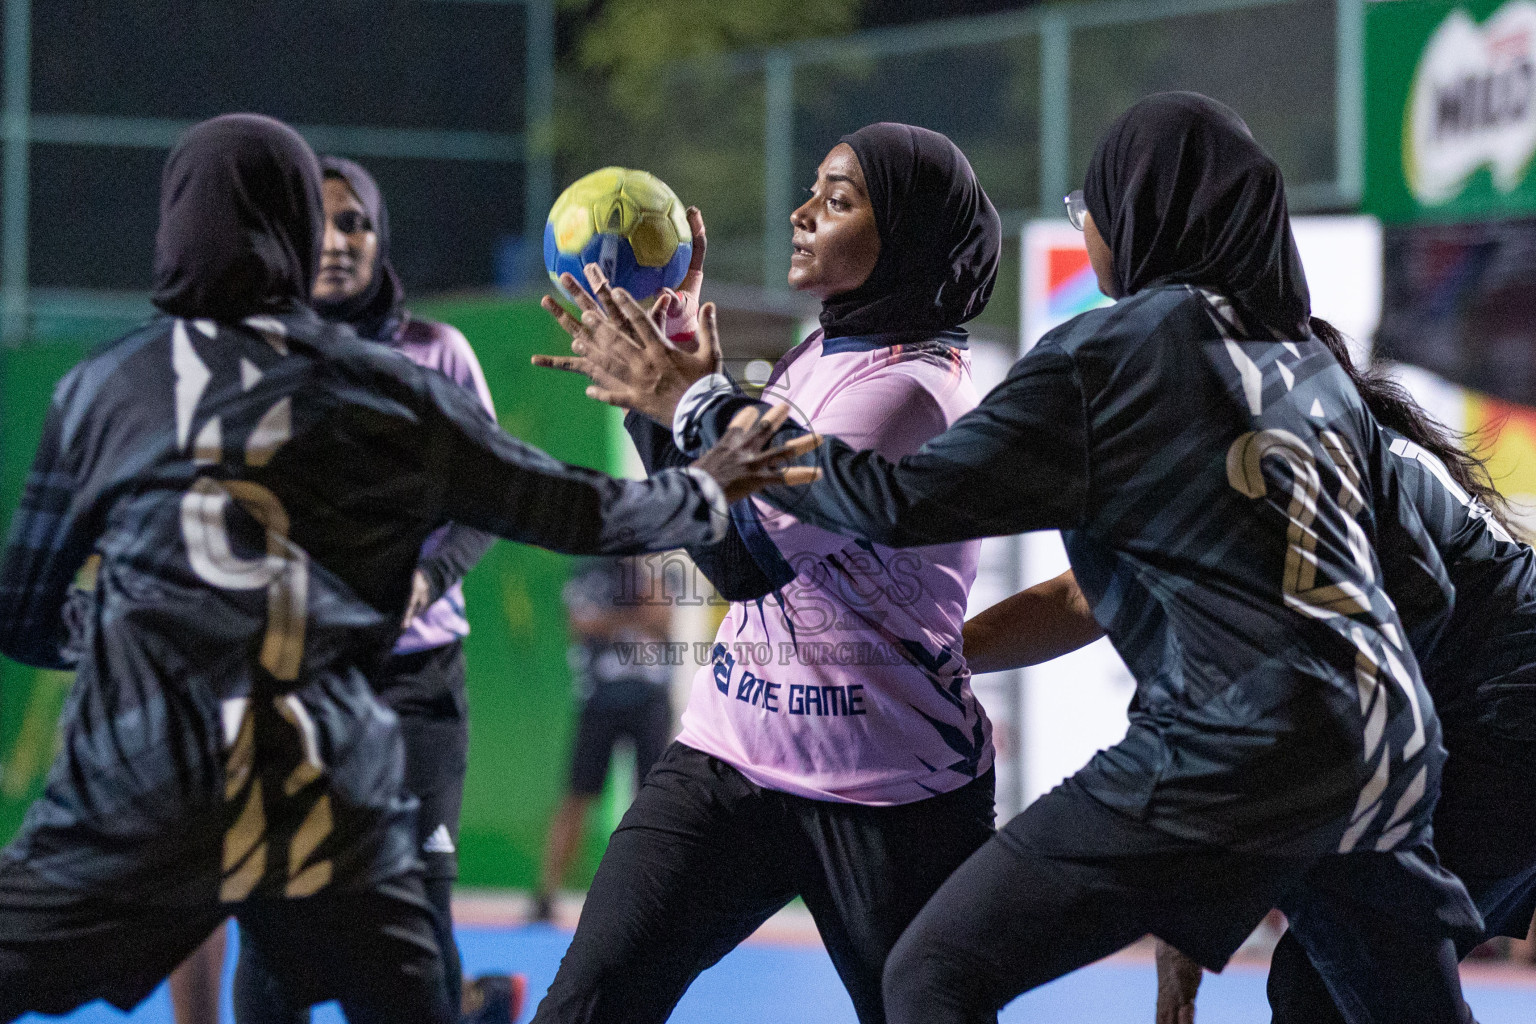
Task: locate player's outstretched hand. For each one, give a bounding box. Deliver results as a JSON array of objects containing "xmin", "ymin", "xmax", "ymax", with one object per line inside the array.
[
  {"xmin": 1154, "ymin": 940, "xmax": 1201, "ymax": 1024},
  {"xmin": 533, "ymin": 275, "xmax": 637, "ymax": 407},
  {"xmin": 691, "ymin": 402, "xmax": 821, "ymax": 505},
  {"xmin": 534, "ymin": 262, "xmax": 722, "ymax": 425}
]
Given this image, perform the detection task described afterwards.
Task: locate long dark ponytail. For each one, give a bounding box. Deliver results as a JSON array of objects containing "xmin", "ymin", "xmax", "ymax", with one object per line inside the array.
[{"xmin": 1310, "ymin": 316, "xmax": 1513, "ymax": 530}]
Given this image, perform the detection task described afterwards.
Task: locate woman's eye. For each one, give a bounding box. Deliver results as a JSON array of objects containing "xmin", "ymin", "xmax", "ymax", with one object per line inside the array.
[{"xmin": 828, "ymin": 197, "xmax": 849, "ymax": 211}]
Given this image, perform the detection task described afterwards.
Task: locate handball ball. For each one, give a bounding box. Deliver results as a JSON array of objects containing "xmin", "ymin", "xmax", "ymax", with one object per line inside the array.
[{"xmin": 544, "ymin": 167, "xmax": 692, "ymax": 302}]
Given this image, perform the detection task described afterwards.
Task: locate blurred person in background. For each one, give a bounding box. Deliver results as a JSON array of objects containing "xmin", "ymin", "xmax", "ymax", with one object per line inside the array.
[
  {"xmin": 0, "ymin": 111, "xmax": 803, "ymax": 1024},
  {"xmin": 531, "ymin": 123, "xmax": 1000, "ymax": 1024},
  {"xmin": 532, "ymin": 556, "xmax": 673, "ymax": 923}
]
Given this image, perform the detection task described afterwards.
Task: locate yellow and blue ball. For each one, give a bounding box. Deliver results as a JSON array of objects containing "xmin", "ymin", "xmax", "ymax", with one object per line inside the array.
[{"xmin": 544, "ymin": 167, "xmax": 692, "ymax": 302}]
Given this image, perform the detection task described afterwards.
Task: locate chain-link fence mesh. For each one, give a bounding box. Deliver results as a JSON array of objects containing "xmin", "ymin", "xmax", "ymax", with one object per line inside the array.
[{"xmin": 556, "ymin": 0, "xmax": 1349, "ymax": 338}]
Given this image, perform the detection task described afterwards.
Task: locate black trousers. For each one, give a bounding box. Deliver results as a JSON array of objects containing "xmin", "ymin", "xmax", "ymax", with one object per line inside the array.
[
  {"xmin": 529, "ymin": 742, "xmax": 996, "ymax": 1024},
  {"xmin": 883, "ymin": 777, "xmax": 1478, "ymax": 1024},
  {"xmin": 235, "ymin": 641, "xmax": 469, "ymax": 1024},
  {"xmin": 1268, "ymin": 732, "xmax": 1536, "ymax": 1024},
  {"xmin": 1268, "ymin": 856, "xmax": 1536, "ymax": 1024},
  {"xmin": 0, "ymin": 869, "xmax": 451, "ymax": 1024}
]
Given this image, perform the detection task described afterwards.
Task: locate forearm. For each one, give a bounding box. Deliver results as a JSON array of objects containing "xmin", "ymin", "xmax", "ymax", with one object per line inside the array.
[
  {"xmin": 625, "ymin": 410, "xmax": 691, "ymax": 472},
  {"xmin": 0, "ymin": 470, "xmax": 86, "ymax": 669},
  {"xmin": 433, "ymin": 370, "xmax": 728, "ymax": 555},
  {"xmin": 701, "ymin": 404, "xmax": 1039, "ymax": 548},
  {"xmin": 678, "ymin": 353, "xmax": 1089, "ymax": 550},
  {"xmin": 962, "ymin": 571, "xmax": 1103, "ymax": 673},
  {"xmin": 424, "ymin": 361, "xmax": 722, "ymax": 554},
  {"xmin": 482, "ymin": 465, "xmax": 727, "ymax": 555},
  {"xmin": 417, "ymin": 523, "xmax": 496, "ymax": 603},
  {"xmin": 679, "ymin": 394, "xmax": 946, "ymax": 547},
  {"xmin": 628, "ymin": 408, "xmax": 790, "ymax": 600}
]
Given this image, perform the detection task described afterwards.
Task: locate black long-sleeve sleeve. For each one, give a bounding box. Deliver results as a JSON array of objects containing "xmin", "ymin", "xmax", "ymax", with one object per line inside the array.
[
  {"xmin": 687, "ymin": 344, "xmax": 1091, "ymax": 548},
  {"xmin": 624, "ymin": 411, "xmax": 793, "ymax": 601},
  {"xmin": 416, "ymin": 523, "xmax": 496, "ymax": 603},
  {"xmin": 0, "ymin": 385, "xmax": 94, "ymax": 669},
  {"xmin": 419, "ymin": 370, "xmax": 728, "ymax": 555}
]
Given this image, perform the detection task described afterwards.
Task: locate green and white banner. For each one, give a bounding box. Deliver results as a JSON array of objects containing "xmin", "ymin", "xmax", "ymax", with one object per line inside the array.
[{"xmin": 1367, "ymin": 0, "xmax": 1536, "ymax": 222}]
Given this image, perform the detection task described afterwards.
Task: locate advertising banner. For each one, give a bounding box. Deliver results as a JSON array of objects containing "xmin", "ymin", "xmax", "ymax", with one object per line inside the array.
[
  {"xmin": 1022, "ymin": 218, "xmax": 1383, "ymax": 359},
  {"xmin": 1376, "ymin": 216, "xmax": 1536, "ymax": 408},
  {"xmin": 1366, "ymin": 0, "xmax": 1536, "ymax": 223},
  {"xmin": 1392, "ymin": 361, "xmax": 1536, "ymax": 530},
  {"xmin": 1020, "ymin": 222, "xmax": 1115, "ymax": 351}
]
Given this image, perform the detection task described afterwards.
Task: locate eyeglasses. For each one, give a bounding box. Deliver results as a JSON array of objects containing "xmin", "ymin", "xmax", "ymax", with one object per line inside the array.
[
  {"xmin": 1064, "ymin": 190, "xmax": 1088, "ymax": 231},
  {"xmin": 331, "ymin": 210, "xmax": 373, "ymax": 235}
]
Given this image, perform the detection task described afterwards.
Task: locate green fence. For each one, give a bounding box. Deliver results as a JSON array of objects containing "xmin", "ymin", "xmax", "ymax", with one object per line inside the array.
[
  {"xmin": 0, "ymin": 296, "xmax": 624, "ymax": 890},
  {"xmin": 0, "ymin": 341, "xmax": 84, "ymax": 841}
]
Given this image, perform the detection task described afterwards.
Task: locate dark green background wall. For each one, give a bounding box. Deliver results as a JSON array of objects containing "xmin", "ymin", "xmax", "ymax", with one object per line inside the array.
[{"xmin": 0, "ymin": 297, "xmax": 625, "ymax": 889}]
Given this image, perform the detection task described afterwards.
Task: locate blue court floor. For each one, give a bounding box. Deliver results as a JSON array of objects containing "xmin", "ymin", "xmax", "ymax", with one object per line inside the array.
[{"xmin": 21, "ymin": 921, "xmax": 1536, "ymax": 1023}]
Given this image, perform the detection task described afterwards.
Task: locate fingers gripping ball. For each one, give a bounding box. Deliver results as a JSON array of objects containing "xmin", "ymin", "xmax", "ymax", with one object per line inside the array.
[{"xmin": 544, "ymin": 168, "xmax": 692, "ymax": 303}]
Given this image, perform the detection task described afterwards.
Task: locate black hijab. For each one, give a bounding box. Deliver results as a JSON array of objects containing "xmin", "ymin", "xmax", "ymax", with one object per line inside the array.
[
  {"xmin": 1082, "ymin": 92, "xmax": 1310, "ymax": 337},
  {"xmin": 153, "ymin": 113, "xmax": 323, "ymax": 321},
  {"xmin": 819, "ymin": 123, "xmax": 1001, "ymax": 340},
  {"xmin": 315, "ymin": 156, "xmax": 406, "ymax": 341}
]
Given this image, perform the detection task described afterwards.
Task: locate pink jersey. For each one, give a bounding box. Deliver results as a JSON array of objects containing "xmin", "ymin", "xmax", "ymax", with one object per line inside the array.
[
  {"xmin": 390, "ymin": 316, "xmax": 497, "ymax": 654},
  {"xmin": 676, "ymin": 332, "xmax": 992, "ymax": 805}
]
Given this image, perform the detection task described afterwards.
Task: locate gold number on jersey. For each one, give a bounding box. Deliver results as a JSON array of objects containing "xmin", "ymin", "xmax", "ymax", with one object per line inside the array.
[
  {"xmin": 1225, "ymin": 428, "xmax": 1372, "ymax": 618},
  {"xmin": 173, "ymin": 320, "xmax": 329, "ymax": 901}
]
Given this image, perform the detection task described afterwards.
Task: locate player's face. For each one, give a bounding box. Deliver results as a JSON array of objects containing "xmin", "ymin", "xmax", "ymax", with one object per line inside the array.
[
  {"xmin": 787, "ymin": 143, "xmax": 880, "ymax": 300},
  {"xmin": 1083, "ymin": 211, "xmax": 1115, "ymax": 297},
  {"xmin": 313, "ymin": 177, "xmax": 378, "ymax": 303}
]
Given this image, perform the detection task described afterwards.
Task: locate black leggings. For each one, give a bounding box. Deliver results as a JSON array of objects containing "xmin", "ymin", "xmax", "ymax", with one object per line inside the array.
[
  {"xmin": 883, "ymin": 779, "xmax": 1476, "ymax": 1024},
  {"xmin": 236, "ymin": 644, "xmax": 469, "ymax": 1024},
  {"xmin": 1267, "ymin": 863, "xmax": 1536, "ymax": 1024},
  {"xmin": 529, "ymin": 742, "xmax": 996, "ymax": 1024},
  {"xmin": 0, "ymin": 870, "xmax": 451, "ymax": 1024},
  {"xmin": 1268, "ymin": 740, "xmax": 1536, "ymax": 1024},
  {"xmin": 234, "ymin": 876, "xmax": 458, "ymax": 1024}
]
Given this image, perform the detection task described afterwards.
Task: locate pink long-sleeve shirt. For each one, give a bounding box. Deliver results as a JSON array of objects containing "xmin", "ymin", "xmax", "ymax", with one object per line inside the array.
[
  {"xmin": 676, "ymin": 332, "xmax": 992, "ymax": 805},
  {"xmin": 391, "ymin": 315, "xmax": 497, "ymax": 654}
]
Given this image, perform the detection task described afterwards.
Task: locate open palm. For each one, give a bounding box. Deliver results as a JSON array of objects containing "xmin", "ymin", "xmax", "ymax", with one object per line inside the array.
[{"xmin": 534, "ymin": 262, "xmax": 723, "ymax": 425}]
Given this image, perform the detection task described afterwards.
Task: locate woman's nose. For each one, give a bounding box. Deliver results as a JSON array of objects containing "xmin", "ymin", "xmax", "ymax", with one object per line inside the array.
[
  {"xmin": 322, "ymin": 223, "xmax": 349, "ymax": 253},
  {"xmin": 790, "ymin": 200, "xmax": 813, "ymax": 231}
]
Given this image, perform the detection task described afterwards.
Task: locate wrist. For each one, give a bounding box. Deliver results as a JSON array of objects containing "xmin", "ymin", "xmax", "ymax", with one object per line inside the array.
[
  {"xmin": 672, "ymin": 372, "xmax": 736, "ymax": 454},
  {"xmin": 657, "ymin": 381, "xmax": 690, "ymax": 427},
  {"xmin": 681, "ymin": 466, "xmax": 731, "ymax": 543},
  {"xmin": 658, "ymin": 363, "xmax": 715, "ymax": 421}
]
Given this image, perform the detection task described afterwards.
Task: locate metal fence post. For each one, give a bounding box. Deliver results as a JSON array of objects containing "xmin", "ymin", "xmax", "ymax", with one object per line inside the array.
[
  {"xmin": 524, "ymin": 0, "xmax": 555, "ymax": 284},
  {"xmin": 2, "ymin": 0, "xmax": 29, "ymax": 344},
  {"xmin": 763, "ymin": 51, "xmax": 794, "ymax": 292},
  {"xmin": 1335, "ymin": 0, "xmax": 1364, "ymax": 206},
  {"xmin": 1038, "ymin": 12, "xmax": 1071, "ymax": 215},
  {"xmin": 1003, "ymin": 540, "xmax": 1028, "ymax": 817}
]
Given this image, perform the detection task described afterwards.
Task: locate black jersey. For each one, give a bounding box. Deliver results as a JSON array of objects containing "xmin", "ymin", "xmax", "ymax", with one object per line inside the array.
[
  {"xmin": 1373, "ymin": 428, "xmax": 1536, "ymax": 883},
  {"xmin": 1378, "ymin": 430, "xmax": 1536, "ymax": 737},
  {"xmin": 689, "ymin": 285, "xmax": 1446, "ymax": 858},
  {"xmin": 0, "ymin": 309, "xmax": 721, "ymax": 904}
]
